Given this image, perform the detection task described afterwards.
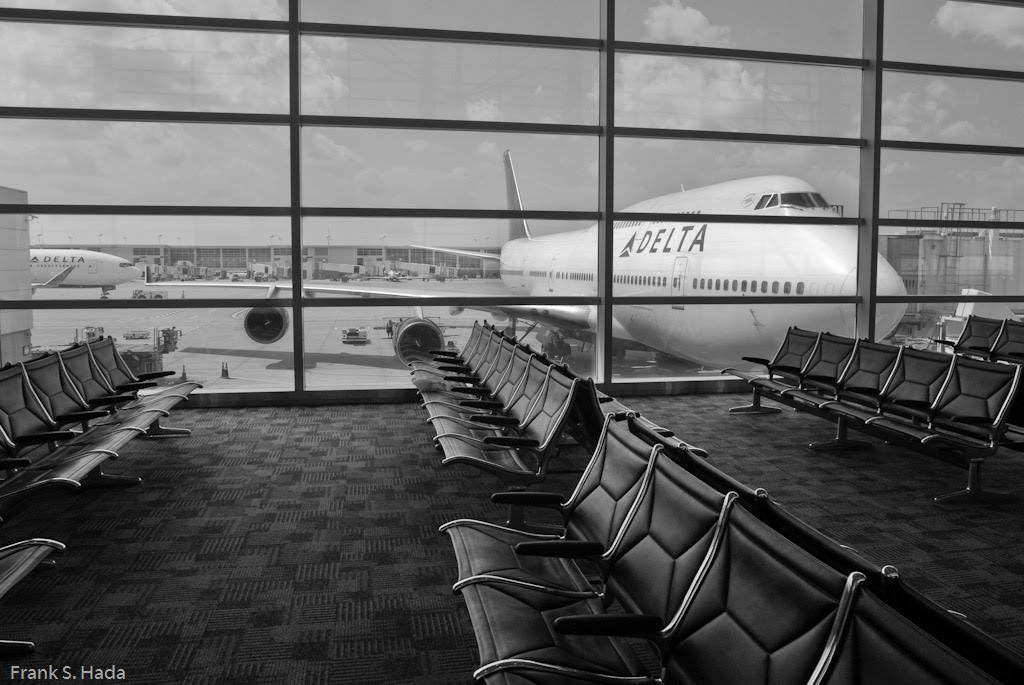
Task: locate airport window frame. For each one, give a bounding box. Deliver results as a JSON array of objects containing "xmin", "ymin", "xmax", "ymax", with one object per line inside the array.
[{"xmin": 2, "ymin": 0, "xmax": 1023, "ymax": 402}]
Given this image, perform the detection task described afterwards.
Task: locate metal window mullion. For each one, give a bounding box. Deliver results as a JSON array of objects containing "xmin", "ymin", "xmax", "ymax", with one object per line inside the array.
[
  {"xmin": 299, "ymin": 21, "xmax": 601, "ymax": 51},
  {"xmin": 883, "ymin": 60, "xmax": 1024, "ymax": 83},
  {"xmin": 612, "ymin": 212, "xmax": 862, "ymax": 226},
  {"xmin": 3, "ymin": 205, "xmax": 292, "ymax": 216},
  {"xmin": 598, "ymin": 0, "xmax": 614, "ymax": 389},
  {"xmin": 0, "ymin": 8, "xmax": 289, "ymax": 33},
  {"xmin": 289, "ymin": 0, "xmax": 304, "ymax": 393},
  {"xmin": 614, "ymin": 40, "xmax": 866, "ymax": 69},
  {"xmin": 857, "ymin": 0, "xmax": 883, "ymax": 341},
  {"xmin": 614, "ymin": 126, "xmax": 861, "ymax": 148},
  {"xmin": 300, "ymin": 115, "xmax": 599, "ymax": 136}
]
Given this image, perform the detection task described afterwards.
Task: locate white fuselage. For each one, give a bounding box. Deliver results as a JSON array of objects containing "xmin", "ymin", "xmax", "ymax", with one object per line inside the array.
[
  {"xmin": 497, "ymin": 176, "xmax": 907, "ymax": 368},
  {"xmin": 31, "ymin": 249, "xmax": 144, "ymax": 289}
]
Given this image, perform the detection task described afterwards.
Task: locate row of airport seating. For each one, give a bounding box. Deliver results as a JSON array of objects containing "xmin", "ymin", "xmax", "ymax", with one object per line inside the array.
[
  {"xmin": 408, "ymin": 321, "xmax": 703, "ymax": 494},
  {"xmin": 933, "ymin": 314, "xmax": 1024, "ymax": 364},
  {"xmin": 0, "ymin": 336, "xmax": 201, "ymax": 654},
  {"xmin": 437, "ymin": 411, "xmax": 1024, "ymax": 684},
  {"xmin": 408, "ymin": 322, "xmax": 1024, "ymax": 682},
  {"xmin": 725, "ymin": 326, "xmax": 1024, "ymax": 503}
]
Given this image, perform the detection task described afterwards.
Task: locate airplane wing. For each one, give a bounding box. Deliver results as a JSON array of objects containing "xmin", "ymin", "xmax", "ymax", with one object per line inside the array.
[
  {"xmin": 143, "ymin": 279, "xmax": 603, "ymax": 335},
  {"xmin": 406, "ymin": 244, "xmax": 502, "ymax": 262},
  {"xmin": 33, "ymin": 265, "xmax": 77, "ymax": 288}
]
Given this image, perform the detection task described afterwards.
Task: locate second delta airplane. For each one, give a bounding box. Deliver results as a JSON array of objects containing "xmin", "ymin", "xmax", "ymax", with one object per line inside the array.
[
  {"xmin": 173, "ymin": 151, "xmax": 909, "ymax": 370},
  {"xmin": 31, "ymin": 248, "xmax": 144, "ymax": 296}
]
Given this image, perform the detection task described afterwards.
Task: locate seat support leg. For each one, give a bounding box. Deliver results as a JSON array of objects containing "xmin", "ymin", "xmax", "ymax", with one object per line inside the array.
[
  {"xmin": 934, "ymin": 459, "xmax": 1013, "ymax": 504},
  {"xmin": 84, "ymin": 470, "xmax": 142, "ymax": 488},
  {"xmin": 0, "ymin": 639, "xmax": 34, "ymax": 656},
  {"xmin": 809, "ymin": 417, "xmax": 871, "ymax": 451},
  {"xmin": 142, "ymin": 419, "xmax": 191, "ymax": 438},
  {"xmin": 729, "ymin": 388, "xmax": 781, "ymax": 415}
]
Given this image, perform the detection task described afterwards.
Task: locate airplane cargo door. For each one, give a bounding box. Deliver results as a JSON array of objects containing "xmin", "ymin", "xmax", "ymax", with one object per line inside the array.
[{"xmin": 547, "ymin": 256, "xmax": 558, "ymax": 293}]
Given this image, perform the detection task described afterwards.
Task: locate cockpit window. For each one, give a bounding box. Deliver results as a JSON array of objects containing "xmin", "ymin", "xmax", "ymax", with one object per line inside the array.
[
  {"xmin": 779, "ymin": 192, "xmax": 830, "ymax": 209},
  {"xmin": 119, "ymin": 262, "xmax": 134, "ymax": 267},
  {"xmin": 753, "ymin": 194, "xmax": 779, "ymax": 210}
]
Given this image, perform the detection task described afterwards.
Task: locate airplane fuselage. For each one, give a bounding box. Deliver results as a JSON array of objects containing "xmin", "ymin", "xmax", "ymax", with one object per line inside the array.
[
  {"xmin": 496, "ymin": 176, "xmax": 907, "ymax": 368},
  {"xmin": 31, "ymin": 249, "xmax": 144, "ymax": 290}
]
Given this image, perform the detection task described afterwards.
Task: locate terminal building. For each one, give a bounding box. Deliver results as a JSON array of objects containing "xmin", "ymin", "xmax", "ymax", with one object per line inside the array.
[{"xmin": 2, "ymin": 2, "xmax": 1024, "ymax": 683}]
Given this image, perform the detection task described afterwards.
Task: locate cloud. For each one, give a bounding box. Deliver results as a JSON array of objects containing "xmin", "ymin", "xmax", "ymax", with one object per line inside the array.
[
  {"xmin": 465, "ymin": 98, "xmax": 502, "ymax": 122},
  {"xmin": 404, "ymin": 139, "xmax": 433, "ymax": 153},
  {"xmin": 0, "ymin": 23, "xmax": 293, "ymax": 112},
  {"xmin": 643, "ymin": 1, "xmax": 733, "ymax": 47},
  {"xmin": 935, "ymin": 2, "xmax": 1024, "ymax": 49},
  {"xmin": 609, "ymin": 4, "xmax": 761, "ymax": 131},
  {"xmin": 306, "ymin": 133, "xmax": 362, "ymax": 164},
  {"xmin": 615, "ymin": 55, "xmax": 763, "ymax": 130},
  {"xmin": 882, "ymin": 78, "xmax": 977, "ymax": 143}
]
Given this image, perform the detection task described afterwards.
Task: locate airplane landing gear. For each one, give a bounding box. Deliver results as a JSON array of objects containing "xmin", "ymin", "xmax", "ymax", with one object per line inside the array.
[
  {"xmin": 541, "ymin": 333, "xmax": 571, "ymax": 360},
  {"xmin": 100, "ymin": 286, "xmax": 113, "ymax": 299}
]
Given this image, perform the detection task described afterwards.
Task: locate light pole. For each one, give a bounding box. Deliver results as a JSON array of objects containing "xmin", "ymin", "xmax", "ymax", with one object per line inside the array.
[{"xmin": 98, "ymin": 233, "xmax": 103, "ymax": 246}]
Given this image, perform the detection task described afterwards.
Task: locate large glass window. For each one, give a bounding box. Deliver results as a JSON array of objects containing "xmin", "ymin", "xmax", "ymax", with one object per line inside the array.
[
  {"xmin": 616, "ymin": 56, "xmax": 861, "ymax": 136},
  {"xmin": 884, "ymin": 0, "xmax": 1024, "ymax": 72},
  {"xmin": 0, "ymin": 1, "xmax": 288, "ymax": 19},
  {"xmin": 301, "ymin": 0, "xmax": 600, "ymax": 39},
  {"xmin": 0, "ymin": 121, "xmax": 290, "ymax": 206},
  {"xmin": 0, "ymin": 24, "xmax": 289, "ymax": 112},
  {"xmin": 615, "ymin": 0, "xmax": 862, "ymax": 58},
  {"xmin": 302, "ymin": 129, "xmax": 597, "ymax": 210},
  {"xmin": 3, "ymin": 1, "xmax": 1023, "ymax": 396},
  {"xmin": 614, "ymin": 138, "xmax": 860, "ymax": 214},
  {"xmin": 302, "ymin": 38, "xmax": 598, "ymax": 125}
]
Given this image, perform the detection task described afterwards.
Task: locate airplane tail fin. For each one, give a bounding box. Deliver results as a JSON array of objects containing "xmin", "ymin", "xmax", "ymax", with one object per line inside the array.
[{"xmin": 503, "ymin": 150, "xmax": 533, "ymax": 241}]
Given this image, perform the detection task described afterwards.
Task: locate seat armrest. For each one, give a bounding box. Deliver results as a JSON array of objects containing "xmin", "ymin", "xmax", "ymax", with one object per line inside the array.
[
  {"xmin": 136, "ymin": 370, "xmax": 176, "ymax": 380},
  {"xmin": 87, "ymin": 394, "xmax": 135, "ymax": 407},
  {"xmin": 115, "ymin": 381, "xmax": 157, "ymax": 392},
  {"xmin": 742, "ymin": 356, "xmax": 770, "ymax": 368},
  {"xmin": 429, "ymin": 349, "xmax": 460, "ymax": 357},
  {"xmin": 491, "ymin": 491, "xmax": 564, "ymax": 506},
  {"xmin": 459, "ymin": 400, "xmax": 503, "ymax": 410},
  {"xmin": 469, "ymin": 415, "xmax": 519, "ymax": 426},
  {"xmin": 598, "ymin": 396, "xmax": 615, "ymax": 403},
  {"xmin": 554, "ymin": 614, "xmax": 664, "ymax": 636},
  {"xmin": 515, "ymin": 540, "xmax": 605, "ymax": 558},
  {"xmin": 15, "ymin": 431, "xmax": 77, "ymax": 446},
  {"xmin": 0, "ymin": 458, "xmax": 31, "ymax": 469},
  {"xmin": 950, "ymin": 416, "xmax": 994, "ymax": 425},
  {"xmin": 449, "ymin": 387, "xmax": 490, "ymax": 396},
  {"xmin": 482, "ymin": 436, "xmax": 539, "ymax": 447},
  {"xmin": 443, "ymin": 375, "xmax": 479, "ymax": 384},
  {"xmin": 55, "ymin": 410, "xmax": 110, "ymax": 424},
  {"xmin": 436, "ymin": 364, "xmax": 471, "ymax": 373},
  {"xmin": 887, "ymin": 399, "xmax": 932, "ymax": 410}
]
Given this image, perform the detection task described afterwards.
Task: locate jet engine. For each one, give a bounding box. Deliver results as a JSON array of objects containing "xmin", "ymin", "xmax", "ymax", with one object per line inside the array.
[
  {"xmin": 392, "ymin": 317, "xmax": 446, "ymax": 366},
  {"xmin": 244, "ymin": 306, "xmax": 289, "ymax": 344}
]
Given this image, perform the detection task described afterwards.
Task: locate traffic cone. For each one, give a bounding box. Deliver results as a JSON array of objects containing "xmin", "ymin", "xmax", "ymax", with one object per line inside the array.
[
  {"xmin": 221, "ymin": 362, "xmax": 230, "ymax": 379},
  {"xmin": 181, "ymin": 366, "xmax": 188, "ymax": 382}
]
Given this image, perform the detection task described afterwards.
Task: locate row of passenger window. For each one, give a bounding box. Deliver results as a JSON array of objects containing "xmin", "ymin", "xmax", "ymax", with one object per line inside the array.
[
  {"xmin": 613, "ymin": 274, "xmax": 668, "ymax": 287},
  {"xmin": 693, "ymin": 277, "xmax": 805, "ymax": 295},
  {"xmin": 549, "ymin": 271, "xmax": 807, "ymax": 295}
]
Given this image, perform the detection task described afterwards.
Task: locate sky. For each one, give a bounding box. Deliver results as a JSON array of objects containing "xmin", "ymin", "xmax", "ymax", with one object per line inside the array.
[{"xmin": 0, "ymin": 0, "xmax": 1022, "ymax": 246}]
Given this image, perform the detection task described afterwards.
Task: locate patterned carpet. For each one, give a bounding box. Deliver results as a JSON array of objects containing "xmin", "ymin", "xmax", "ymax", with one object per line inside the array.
[{"xmin": 0, "ymin": 394, "xmax": 1022, "ymax": 682}]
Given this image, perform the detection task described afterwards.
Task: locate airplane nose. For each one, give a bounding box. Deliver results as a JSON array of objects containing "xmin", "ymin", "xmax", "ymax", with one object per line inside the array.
[
  {"xmin": 838, "ymin": 258, "xmax": 907, "ymax": 339},
  {"xmin": 875, "ymin": 256, "xmax": 907, "ymax": 339},
  {"xmin": 131, "ymin": 266, "xmax": 144, "ymax": 280}
]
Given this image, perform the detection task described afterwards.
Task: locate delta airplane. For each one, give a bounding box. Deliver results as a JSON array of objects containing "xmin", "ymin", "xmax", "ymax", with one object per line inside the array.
[
  {"xmin": 31, "ymin": 248, "xmax": 144, "ymax": 296},
  {"xmin": 158, "ymin": 151, "xmax": 908, "ymax": 370}
]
